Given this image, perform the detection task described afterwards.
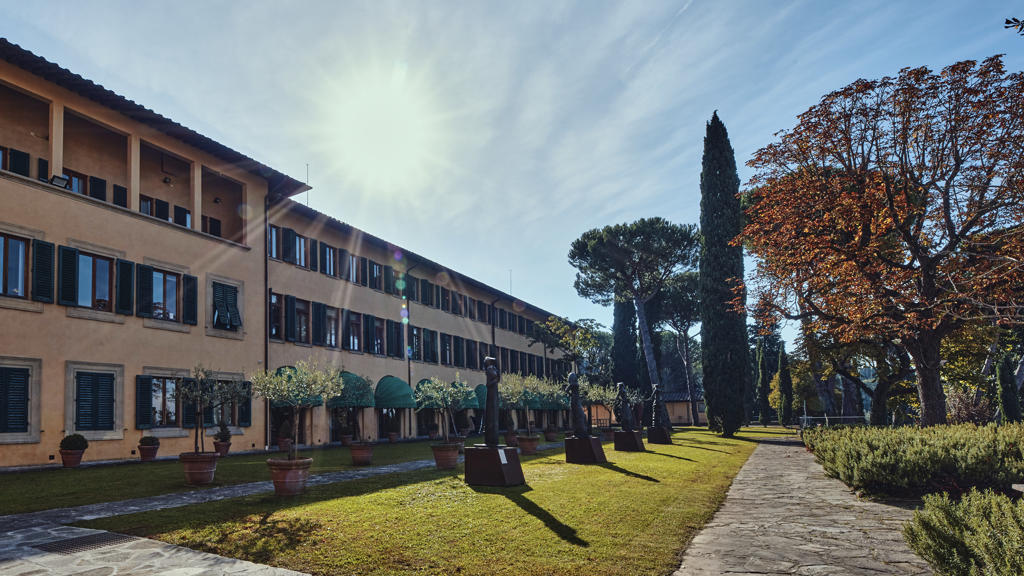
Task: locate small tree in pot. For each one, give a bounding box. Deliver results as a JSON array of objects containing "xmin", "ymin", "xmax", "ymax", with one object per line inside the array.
[
  {"xmin": 250, "ymin": 360, "xmax": 344, "ymax": 496},
  {"xmin": 500, "ymin": 373, "xmax": 543, "ymax": 454},
  {"xmin": 179, "ymin": 366, "xmax": 228, "ymax": 485},
  {"xmin": 415, "ymin": 374, "xmax": 474, "ymax": 469}
]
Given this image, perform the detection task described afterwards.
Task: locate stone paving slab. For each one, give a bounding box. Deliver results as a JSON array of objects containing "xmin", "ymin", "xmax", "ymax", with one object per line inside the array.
[{"xmin": 674, "ymin": 437, "xmax": 932, "ymax": 576}]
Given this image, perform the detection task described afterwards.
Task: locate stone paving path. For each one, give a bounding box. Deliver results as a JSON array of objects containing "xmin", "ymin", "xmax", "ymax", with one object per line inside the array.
[
  {"xmin": 674, "ymin": 437, "xmax": 933, "ymax": 576},
  {"xmin": 0, "ymin": 442, "xmax": 564, "ymax": 576}
]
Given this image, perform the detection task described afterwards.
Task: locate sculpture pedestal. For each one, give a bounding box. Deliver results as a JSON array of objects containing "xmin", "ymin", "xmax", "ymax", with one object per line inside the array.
[
  {"xmin": 613, "ymin": 430, "xmax": 645, "ymax": 452},
  {"xmin": 464, "ymin": 445, "xmax": 525, "ymax": 487},
  {"xmin": 565, "ymin": 436, "xmax": 607, "ymax": 464},
  {"xmin": 647, "ymin": 427, "xmax": 673, "ymax": 444}
]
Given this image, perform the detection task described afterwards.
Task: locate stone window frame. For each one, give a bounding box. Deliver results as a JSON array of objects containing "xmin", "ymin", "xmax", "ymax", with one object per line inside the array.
[
  {"xmin": 64, "ymin": 238, "xmax": 126, "ymax": 325},
  {"xmin": 0, "ymin": 221, "xmax": 44, "ymax": 314},
  {"xmin": 142, "ymin": 256, "xmax": 192, "ymax": 334},
  {"xmin": 64, "ymin": 360, "xmax": 125, "ymax": 441},
  {"xmin": 141, "ymin": 365, "xmax": 191, "ymax": 439},
  {"xmin": 205, "ymin": 272, "xmax": 244, "ymax": 341},
  {"xmin": 0, "ymin": 356, "xmax": 42, "ymax": 444},
  {"xmin": 204, "ymin": 370, "xmax": 245, "ymax": 436}
]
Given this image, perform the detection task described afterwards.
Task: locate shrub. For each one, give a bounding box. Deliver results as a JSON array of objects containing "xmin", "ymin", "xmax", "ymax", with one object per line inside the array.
[
  {"xmin": 138, "ymin": 436, "xmax": 160, "ymax": 447},
  {"xmin": 59, "ymin": 433, "xmax": 88, "ymax": 451},
  {"xmin": 904, "ymin": 489, "xmax": 1024, "ymax": 576},
  {"xmin": 946, "ymin": 387, "xmax": 994, "ymax": 425},
  {"xmin": 801, "ymin": 423, "xmax": 1024, "ymax": 496}
]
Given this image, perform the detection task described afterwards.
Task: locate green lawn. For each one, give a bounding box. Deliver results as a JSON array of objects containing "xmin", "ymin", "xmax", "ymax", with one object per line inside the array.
[
  {"xmin": 79, "ymin": 427, "xmax": 792, "ymax": 576},
  {"xmin": 1, "ymin": 438, "xmax": 456, "ymax": 515}
]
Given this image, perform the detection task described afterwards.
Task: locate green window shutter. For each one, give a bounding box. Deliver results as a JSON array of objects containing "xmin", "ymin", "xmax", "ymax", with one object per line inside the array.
[
  {"xmin": 319, "ymin": 242, "xmax": 328, "ymax": 275},
  {"xmin": 8, "ymin": 149, "xmax": 29, "ymax": 177},
  {"xmin": 89, "ymin": 177, "xmax": 107, "ymax": 202},
  {"xmin": 96, "ymin": 373, "xmax": 115, "ymax": 431},
  {"xmin": 173, "ymin": 205, "xmax": 189, "ymax": 227},
  {"xmin": 202, "ymin": 402, "xmax": 214, "ymax": 428},
  {"xmin": 112, "ymin": 185, "xmax": 127, "ymax": 208},
  {"xmin": 37, "ymin": 158, "xmax": 48, "ymax": 182},
  {"xmin": 238, "ymin": 382, "xmax": 252, "ymax": 427},
  {"xmin": 57, "ymin": 245, "xmax": 79, "ymax": 306},
  {"xmin": 0, "ymin": 367, "xmax": 30, "ymax": 434},
  {"xmin": 75, "ymin": 372, "xmax": 96, "ymax": 430},
  {"xmin": 31, "ymin": 239, "xmax": 54, "ymax": 303},
  {"xmin": 383, "ymin": 266, "xmax": 394, "ymax": 294},
  {"xmin": 360, "ymin": 257, "xmax": 369, "ymax": 286},
  {"xmin": 135, "ymin": 264, "xmax": 154, "ymax": 317},
  {"xmin": 182, "ymin": 274, "xmax": 198, "ymax": 325},
  {"xmin": 181, "ymin": 378, "xmax": 197, "ymax": 428},
  {"xmin": 225, "ymin": 284, "xmax": 242, "ymax": 327},
  {"xmin": 154, "ymin": 199, "xmax": 169, "ymax": 221},
  {"xmin": 363, "ymin": 314, "xmax": 374, "ymax": 353},
  {"xmin": 115, "ymin": 259, "xmax": 135, "ymax": 315},
  {"xmin": 282, "ymin": 228, "xmax": 296, "ymax": 263},
  {"xmin": 309, "ymin": 239, "xmax": 318, "ymax": 272},
  {"xmin": 284, "ymin": 295, "xmax": 297, "ymax": 342},
  {"xmin": 397, "ymin": 322, "xmax": 405, "ymax": 359},
  {"xmin": 135, "ymin": 375, "xmax": 153, "ymax": 429},
  {"xmin": 338, "ymin": 249, "xmax": 350, "ymax": 278},
  {"xmin": 341, "ymin": 309, "xmax": 351, "ymax": 349},
  {"xmin": 312, "ymin": 302, "xmax": 325, "ymax": 346}
]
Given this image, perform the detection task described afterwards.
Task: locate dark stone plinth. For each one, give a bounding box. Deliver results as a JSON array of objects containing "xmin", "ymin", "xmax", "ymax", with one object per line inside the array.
[
  {"xmin": 647, "ymin": 427, "xmax": 673, "ymax": 444},
  {"xmin": 613, "ymin": 430, "xmax": 645, "ymax": 452},
  {"xmin": 464, "ymin": 445, "xmax": 525, "ymax": 487},
  {"xmin": 564, "ymin": 436, "xmax": 607, "ymax": 464}
]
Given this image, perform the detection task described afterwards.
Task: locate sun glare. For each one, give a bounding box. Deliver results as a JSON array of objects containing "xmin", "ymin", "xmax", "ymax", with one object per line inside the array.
[{"xmin": 329, "ymin": 62, "xmax": 447, "ymax": 194}]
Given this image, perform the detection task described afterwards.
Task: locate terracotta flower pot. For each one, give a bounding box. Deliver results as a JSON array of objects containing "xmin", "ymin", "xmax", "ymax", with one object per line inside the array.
[
  {"xmin": 277, "ymin": 438, "xmax": 293, "ymax": 453},
  {"xmin": 266, "ymin": 457, "xmax": 313, "ymax": 496},
  {"xmin": 59, "ymin": 449, "xmax": 84, "ymax": 468},
  {"xmin": 518, "ymin": 435, "xmax": 541, "ymax": 455},
  {"xmin": 544, "ymin": 430, "xmax": 559, "ymax": 442},
  {"xmin": 504, "ymin": 432, "xmax": 518, "ymax": 447},
  {"xmin": 180, "ymin": 452, "xmax": 219, "ymax": 485},
  {"xmin": 350, "ymin": 442, "xmax": 374, "ymax": 465},
  {"xmin": 340, "ymin": 434, "xmax": 353, "ymax": 447},
  {"xmin": 388, "ymin": 432, "xmax": 399, "ymax": 443},
  {"xmin": 430, "ymin": 443, "xmax": 461, "ymax": 470},
  {"xmin": 213, "ymin": 441, "xmax": 231, "ymax": 458},
  {"xmin": 138, "ymin": 444, "xmax": 159, "ymax": 462}
]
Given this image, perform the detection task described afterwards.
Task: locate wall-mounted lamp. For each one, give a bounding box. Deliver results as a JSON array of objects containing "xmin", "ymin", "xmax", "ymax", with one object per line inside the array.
[
  {"xmin": 49, "ymin": 174, "xmax": 69, "ymax": 188},
  {"xmin": 163, "ymin": 176, "xmax": 172, "ymax": 184},
  {"xmin": 213, "ymin": 197, "xmax": 222, "ymax": 204}
]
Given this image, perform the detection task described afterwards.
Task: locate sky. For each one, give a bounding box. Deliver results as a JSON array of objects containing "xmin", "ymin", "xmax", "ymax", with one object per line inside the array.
[{"xmin": 2, "ymin": 1, "xmax": 1020, "ymax": 345}]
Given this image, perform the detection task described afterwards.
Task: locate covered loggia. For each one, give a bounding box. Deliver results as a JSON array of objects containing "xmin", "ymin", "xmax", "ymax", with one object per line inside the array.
[
  {"xmin": 328, "ymin": 372, "xmax": 374, "ymax": 442},
  {"xmin": 374, "ymin": 375, "xmax": 416, "ymax": 440}
]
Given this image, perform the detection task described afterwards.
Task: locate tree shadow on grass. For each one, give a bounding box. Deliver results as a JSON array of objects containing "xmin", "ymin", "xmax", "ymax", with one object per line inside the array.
[
  {"xmin": 597, "ymin": 462, "xmax": 659, "ymax": 482},
  {"xmin": 178, "ymin": 511, "xmax": 319, "ymax": 564},
  {"xmin": 671, "ymin": 440, "xmax": 730, "ymax": 454},
  {"xmin": 640, "ymin": 450, "xmax": 694, "ymax": 462},
  {"xmin": 730, "ymin": 436, "xmax": 802, "ymax": 446},
  {"xmin": 471, "ymin": 485, "xmax": 589, "ymax": 547}
]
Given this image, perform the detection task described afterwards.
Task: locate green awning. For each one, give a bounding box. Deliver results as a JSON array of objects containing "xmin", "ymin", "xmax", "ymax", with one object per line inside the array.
[
  {"xmin": 327, "ymin": 372, "xmax": 375, "ymax": 409},
  {"xmin": 476, "ymin": 384, "xmax": 505, "ymax": 409},
  {"xmin": 458, "ymin": 382, "xmax": 480, "ymax": 410},
  {"xmin": 270, "ymin": 366, "xmax": 323, "ymax": 407},
  {"xmin": 374, "ymin": 375, "xmax": 417, "ymax": 409}
]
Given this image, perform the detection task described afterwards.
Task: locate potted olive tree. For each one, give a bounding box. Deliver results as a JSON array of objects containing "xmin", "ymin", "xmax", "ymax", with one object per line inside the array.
[
  {"xmin": 251, "ymin": 360, "xmax": 344, "ymax": 496},
  {"xmin": 179, "ymin": 366, "xmax": 222, "ymax": 485},
  {"xmin": 415, "ymin": 374, "xmax": 475, "ymax": 469},
  {"xmin": 581, "ymin": 380, "xmax": 617, "ymax": 440},
  {"xmin": 500, "ymin": 373, "xmax": 544, "ymax": 454},
  {"xmin": 59, "ymin": 434, "xmax": 88, "ymax": 468}
]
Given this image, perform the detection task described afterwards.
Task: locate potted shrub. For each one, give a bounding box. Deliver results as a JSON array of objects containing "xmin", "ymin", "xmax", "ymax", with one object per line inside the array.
[
  {"xmin": 138, "ymin": 436, "xmax": 160, "ymax": 461},
  {"xmin": 350, "ymin": 435, "xmax": 375, "ymax": 465},
  {"xmin": 251, "ymin": 360, "xmax": 345, "ymax": 496},
  {"xmin": 179, "ymin": 366, "xmax": 250, "ymax": 485},
  {"xmin": 415, "ymin": 374, "xmax": 475, "ymax": 470},
  {"xmin": 500, "ymin": 373, "xmax": 545, "ymax": 454},
  {"xmin": 59, "ymin": 434, "xmax": 88, "ymax": 468},
  {"xmin": 213, "ymin": 420, "xmax": 232, "ymax": 457}
]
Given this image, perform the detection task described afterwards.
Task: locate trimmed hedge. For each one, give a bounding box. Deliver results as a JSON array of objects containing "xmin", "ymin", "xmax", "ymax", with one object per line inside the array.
[
  {"xmin": 801, "ymin": 424, "xmax": 1024, "ymax": 496},
  {"xmin": 904, "ymin": 489, "xmax": 1024, "ymax": 576}
]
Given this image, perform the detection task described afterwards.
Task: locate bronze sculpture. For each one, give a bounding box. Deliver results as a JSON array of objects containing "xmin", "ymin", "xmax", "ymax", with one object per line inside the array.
[
  {"xmin": 614, "ymin": 382, "xmax": 635, "ymax": 432},
  {"xmin": 484, "ymin": 357, "xmax": 500, "ymax": 447},
  {"xmin": 647, "ymin": 383, "xmax": 673, "ymax": 444},
  {"xmin": 567, "ymin": 372, "xmax": 588, "ymax": 438},
  {"xmin": 464, "ymin": 356, "xmax": 525, "ymax": 486}
]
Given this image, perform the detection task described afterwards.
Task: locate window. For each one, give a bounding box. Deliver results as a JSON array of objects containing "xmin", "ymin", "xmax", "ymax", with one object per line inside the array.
[
  {"xmin": 139, "ymin": 194, "xmax": 153, "ymax": 217},
  {"xmin": 345, "ymin": 311, "xmax": 362, "ymax": 351},
  {"xmin": 479, "ymin": 341, "xmax": 488, "ymax": 369},
  {"xmin": 386, "ymin": 320, "xmax": 404, "ymax": 358},
  {"xmin": 325, "ymin": 306, "xmax": 339, "ymax": 348},
  {"xmin": 441, "ymin": 288, "xmax": 451, "ymax": 312},
  {"xmin": 348, "ymin": 254, "xmax": 361, "ymax": 283},
  {"xmin": 520, "ymin": 352, "xmax": 529, "ymax": 375},
  {"xmin": 323, "ymin": 245, "xmax": 337, "ymax": 277},
  {"xmin": 369, "ymin": 261, "xmax": 382, "ymax": 290},
  {"xmin": 202, "ymin": 216, "xmax": 223, "ymax": 238},
  {"xmin": 466, "ymin": 340, "xmax": 478, "ymax": 370},
  {"xmin": 294, "ymin": 234, "xmax": 309, "ymax": 267},
  {"xmin": 295, "ymin": 299, "xmax": 310, "ymax": 344},
  {"xmin": 0, "ymin": 146, "xmax": 6, "ymax": 171},
  {"xmin": 75, "ymin": 371, "xmax": 115, "ymax": 431},
  {"xmin": 499, "ymin": 309, "xmax": 508, "ymax": 329},
  {"xmin": 509, "ymin": 349, "xmax": 519, "ymax": 374},
  {"xmin": 173, "ymin": 205, "xmax": 191, "ymax": 228},
  {"xmin": 212, "ymin": 282, "xmax": 242, "ymax": 331},
  {"xmin": 526, "ymin": 319, "xmax": 535, "ymax": 337},
  {"xmin": 269, "ymin": 292, "xmax": 283, "ymax": 339},
  {"xmin": 453, "ymin": 335, "xmax": 465, "ymax": 367},
  {"xmin": 212, "ymin": 391, "xmax": 236, "ymax": 427},
  {"xmin": 0, "ymin": 366, "xmax": 29, "ymax": 434},
  {"xmin": 451, "ymin": 292, "xmax": 462, "ymax": 315},
  {"xmin": 441, "ymin": 333, "xmax": 453, "ymax": 365},
  {"xmin": 467, "ymin": 297, "xmax": 476, "ymax": 320},
  {"xmin": 373, "ymin": 318, "xmax": 385, "ymax": 355},
  {"xmin": 420, "ymin": 279, "xmax": 433, "ymax": 306},
  {"xmin": 405, "ymin": 275, "xmax": 419, "ymax": 302},
  {"xmin": 409, "ymin": 326, "xmax": 422, "ymax": 361},
  {"xmin": 76, "ymin": 252, "xmax": 113, "ymax": 312},
  {"xmin": 518, "ymin": 316, "xmax": 527, "ymax": 335},
  {"xmin": 478, "ymin": 300, "xmax": 489, "ymax": 323},
  {"xmin": 536, "ymin": 355, "xmax": 545, "ymax": 378},
  {"xmin": 65, "ymin": 168, "xmax": 87, "ymax": 195},
  {"xmin": 151, "ymin": 269, "xmax": 179, "ymax": 321},
  {"xmin": 383, "ymin": 266, "xmax": 395, "ymax": 294},
  {"xmin": 150, "ymin": 377, "xmax": 179, "ymax": 427},
  {"xmin": 268, "ymin": 225, "xmax": 282, "ymax": 259},
  {"xmin": 0, "ymin": 232, "xmax": 28, "ymax": 299},
  {"xmin": 423, "ymin": 329, "xmax": 438, "ymax": 363}
]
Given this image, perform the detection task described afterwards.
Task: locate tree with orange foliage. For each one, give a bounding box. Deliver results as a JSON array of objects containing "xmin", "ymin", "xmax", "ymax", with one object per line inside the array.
[{"xmin": 742, "ymin": 56, "xmax": 1024, "ymax": 425}]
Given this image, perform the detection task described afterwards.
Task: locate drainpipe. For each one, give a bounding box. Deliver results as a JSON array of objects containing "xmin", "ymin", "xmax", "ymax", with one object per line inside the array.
[
  {"xmin": 404, "ymin": 263, "xmax": 422, "ymax": 390},
  {"xmin": 263, "ymin": 193, "xmax": 271, "ymax": 450}
]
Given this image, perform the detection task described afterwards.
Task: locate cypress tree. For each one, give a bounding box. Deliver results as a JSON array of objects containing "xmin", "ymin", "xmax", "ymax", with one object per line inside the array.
[
  {"xmin": 611, "ymin": 290, "xmax": 639, "ymax": 388},
  {"xmin": 998, "ymin": 354, "xmax": 1021, "ymax": 423},
  {"xmin": 756, "ymin": 339, "xmax": 771, "ymax": 426},
  {"xmin": 698, "ymin": 111, "xmax": 749, "ymax": 436},
  {"xmin": 777, "ymin": 345, "xmax": 794, "ymax": 426}
]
